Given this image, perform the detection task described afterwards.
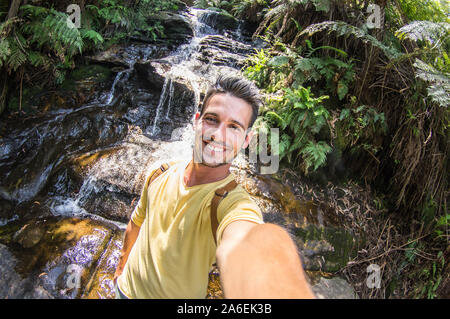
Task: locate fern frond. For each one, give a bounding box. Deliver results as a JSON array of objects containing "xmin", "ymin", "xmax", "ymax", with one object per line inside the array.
[
  {"xmin": 396, "ymin": 21, "xmax": 450, "ymax": 46},
  {"xmin": 300, "ymin": 140, "xmax": 331, "ymax": 171},
  {"xmin": 299, "ymin": 21, "xmax": 402, "ymax": 59},
  {"xmin": 414, "ymin": 58, "xmax": 450, "ymax": 107},
  {"xmin": 27, "ymin": 50, "xmax": 51, "ymax": 69},
  {"xmin": 7, "ymin": 39, "xmax": 27, "ymax": 71},
  {"xmin": 0, "ymin": 38, "xmax": 10, "ymax": 67},
  {"xmin": 20, "ymin": 5, "xmax": 83, "ymax": 58},
  {"xmin": 80, "ymin": 29, "xmax": 104, "ymax": 45}
]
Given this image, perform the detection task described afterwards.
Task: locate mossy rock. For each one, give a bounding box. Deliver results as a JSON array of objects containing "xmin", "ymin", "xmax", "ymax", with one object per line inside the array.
[
  {"xmin": 198, "ymin": 9, "xmax": 239, "ymax": 32},
  {"xmin": 293, "ymin": 224, "xmax": 358, "ymax": 272}
]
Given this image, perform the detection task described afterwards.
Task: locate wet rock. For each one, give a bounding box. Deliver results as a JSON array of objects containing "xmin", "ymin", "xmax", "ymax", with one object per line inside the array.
[
  {"xmin": 0, "ymin": 216, "xmax": 123, "ymax": 299},
  {"xmin": 87, "ymin": 44, "xmax": 171, "ymax": 67},
  {"xmin": 0, "ymin": 198, "xmax": 15, "ymax": 221},
  {"xmin": 13, "ymin": 222, "xmax": 45, "ymax": 248},
  {"xmin": 197, "ymin": 9, "xmax": 238, "ymax": 33},
  {"xmin": 311, "ymin": 276, "xmax": 359, "ymax": 299},
  {"xmin": 147, "ymin": 11, "xmax": 194, "ymax": 46},
  {"xmin": 14, "ymin": 200, "xmax": 53, "ymax": 221},
  {"xmin": 81, "ymin": 231, "xmax": 123, "ymax": 299},
  {"xmin": 0, "ymin": 243, "xmax": 54, "ymax": 299},
  {"xmin": 134, "ymin": 61, "xmax": 170, "ymax": 92},
  {"xmin": 206, "ymin": 266, "xmax": 223, "ymax": 299},
  {"xmin": 198, "ymin": 35, "xmax": 254, "ymax": 67},
  {"xmin": 86, "ymin": 46, "xmax": 134, "ymax": 69}
]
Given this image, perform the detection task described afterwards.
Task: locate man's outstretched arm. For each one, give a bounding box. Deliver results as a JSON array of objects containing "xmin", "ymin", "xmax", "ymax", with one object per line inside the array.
[
  {"xmin": 113, "ymin": 219, "xmax": 141, "ymax": 284},
  {"xmin": 216, "ymin": 221, "xmax": 315, "ymax": 299}
]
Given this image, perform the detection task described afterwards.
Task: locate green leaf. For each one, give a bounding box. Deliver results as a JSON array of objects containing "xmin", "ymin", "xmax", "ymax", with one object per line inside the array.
[
  {"xmin": 339, "ymin": 108, "xmax": 351, "ymax": 120},
  {"xmin": 268, "ymin": 55, "xmax": 290, "ymax": 67},
  {"xmin": 337, "ymin": 80, "xmax": 348, "ymax": 100},
  {"xmin": 266, "ymin": 111, "xmax": 287, "ymax": 129}
]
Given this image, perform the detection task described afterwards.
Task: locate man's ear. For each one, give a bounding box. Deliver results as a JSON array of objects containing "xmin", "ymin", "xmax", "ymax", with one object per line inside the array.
[{"xmin": 242, "ymin": 129, "xmax": 255, "ymax": 149}]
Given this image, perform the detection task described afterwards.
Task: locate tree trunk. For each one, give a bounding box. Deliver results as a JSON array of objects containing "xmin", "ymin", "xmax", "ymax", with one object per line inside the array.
[{"xmin": 7, "ymin": 0, "xmax": 22, "ymax": 20}]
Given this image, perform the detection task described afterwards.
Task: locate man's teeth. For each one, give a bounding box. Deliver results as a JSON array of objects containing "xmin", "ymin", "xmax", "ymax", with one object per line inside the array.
[{"xmin": 205, "ymin": 142, "xmax": 225, "ymax": 152}]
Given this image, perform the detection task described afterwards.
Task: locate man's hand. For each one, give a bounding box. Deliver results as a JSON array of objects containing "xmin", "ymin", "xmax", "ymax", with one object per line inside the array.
[
  {"xmin": 114, "ymin": 219, "xmax": 141, "ymax": 284},
  {"xmin": 216, "ymin": 221, "xmax": 315, "ymax": 299}
]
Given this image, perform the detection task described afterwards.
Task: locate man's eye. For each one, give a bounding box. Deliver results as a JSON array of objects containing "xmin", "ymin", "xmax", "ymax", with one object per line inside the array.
[{"xmin": 205, "ymin": 117, "xmax": 217, "ymax": 123}]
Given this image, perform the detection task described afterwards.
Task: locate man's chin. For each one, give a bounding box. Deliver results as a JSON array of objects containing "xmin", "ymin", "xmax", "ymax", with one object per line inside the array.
[
  {"xmin": 196, "ymin": 153, "xmax": 235, "ymax": 168},
  {"xmin": 199, "ymin": 156, "xmax": 232, "ymax": 168}
]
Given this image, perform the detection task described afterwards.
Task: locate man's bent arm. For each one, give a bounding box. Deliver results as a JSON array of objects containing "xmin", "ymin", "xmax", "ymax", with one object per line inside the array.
[
  {"xmin": 113, "ymin": 219, "xmax": 141, "ymax": 283},
  {"xmin": 216, "ymin": 221, "xmax": 315, "ymax": 298}
]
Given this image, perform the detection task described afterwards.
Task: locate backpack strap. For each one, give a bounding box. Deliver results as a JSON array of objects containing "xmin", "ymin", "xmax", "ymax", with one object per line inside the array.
[
  {"xmin": 210, "ymin": 179, "xmax": 238, "ymax": 246},
  {"xmin": 145, "ymin": 163, "xmax": 170, "ymax": 189}
]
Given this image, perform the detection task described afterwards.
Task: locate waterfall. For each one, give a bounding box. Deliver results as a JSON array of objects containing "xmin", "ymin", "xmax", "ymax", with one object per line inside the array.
[
  {"xmin": 150, "ymin": 77, "xmax": 171, "ymax": 136},
  {"xmin": 104, "ymin": 70, "xmax": 126, "ymax": 105}
]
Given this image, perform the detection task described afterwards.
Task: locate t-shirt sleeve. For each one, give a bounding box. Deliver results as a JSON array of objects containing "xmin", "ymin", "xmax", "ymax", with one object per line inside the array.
[{"xmin": 215, "ymin": 191, "xmax": 264, "ymax": 247}]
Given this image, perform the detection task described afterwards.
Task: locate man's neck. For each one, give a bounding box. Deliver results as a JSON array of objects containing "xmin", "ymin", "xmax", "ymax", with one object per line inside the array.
[{"xmin": 183, "ymin": 159, "xmax": 231, "ymax": 188}]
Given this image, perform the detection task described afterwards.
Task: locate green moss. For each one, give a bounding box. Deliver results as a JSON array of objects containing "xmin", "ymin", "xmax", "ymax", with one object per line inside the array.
[
  {"xmin": 295, "ymin": 225, "xmax": 358, "ymax": 272},
  {"xmin": 68, "ymin": 64, "xmax": 112, "ymax": 83}
]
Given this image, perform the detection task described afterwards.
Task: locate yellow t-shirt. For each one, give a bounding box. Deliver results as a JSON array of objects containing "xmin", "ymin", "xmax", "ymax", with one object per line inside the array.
[{"xmin": 117, "ymin": 159, "xmax": 264, "ymax": 299}]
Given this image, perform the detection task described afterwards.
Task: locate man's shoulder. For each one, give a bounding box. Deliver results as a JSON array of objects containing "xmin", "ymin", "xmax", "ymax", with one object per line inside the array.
[
  {"xmin": 220, "ymin": 181, "xmax": 259, "ymax": 211},
  {"xmin": 142, "ymin": 159, "xmax": 185, "ymax": 188},
  {"xmin": 146, "ymin": 159, "xmax": 185, "ymax": 176}
]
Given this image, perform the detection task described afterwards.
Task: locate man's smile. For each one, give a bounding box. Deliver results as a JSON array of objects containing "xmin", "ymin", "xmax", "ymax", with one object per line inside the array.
[{"xmin": 202, "ymin": 139, "xmax": 230, "ymax": 153}]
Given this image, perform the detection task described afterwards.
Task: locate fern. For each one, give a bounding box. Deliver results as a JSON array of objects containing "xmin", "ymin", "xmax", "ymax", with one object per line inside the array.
[
  {"xmin": 396, "ymin": 21, "xmax": 450, "ymax": 44},
  {"xmin": 395, "ymin": 21, "xmax": 450, "ymax": 107},
  {"xmin": 299, "ymin": 21, "xmax": 402, "ymax": 59},
  {"xmin": 300, "ymin": 140, "xmax": 332, "ymax": 172},
  {"xmin": 7, "ymin": 38, "xmax": 27, "ymax": 71},
  {"xmin": 27, "ymin": 50, "xmax": 51, "ymax": 69},
  {"xmin": 0, "ymin": 38, "xmax": 10, "ymax": 67},
  {"xmin": 80, "ymin": 29, "xmax": 104, "ymax": 46},
  {"xmin": 20, "ymin": 5, "xmax": 83, "ymax": 59},
  {"xmin": 414, "ymin": 58, "xmax": 450, "ymax": 107}
]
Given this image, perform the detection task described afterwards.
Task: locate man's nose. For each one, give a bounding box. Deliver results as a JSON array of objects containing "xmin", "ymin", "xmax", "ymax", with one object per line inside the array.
[{"xmin": 208, "ymin": 122, "xmax": 228, "ymax": 143}]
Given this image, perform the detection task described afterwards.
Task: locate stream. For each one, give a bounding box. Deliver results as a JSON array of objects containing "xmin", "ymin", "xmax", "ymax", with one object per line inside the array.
[{"xmin": 0, "ymin": 7, "xmax": 362, "ymax": 299}]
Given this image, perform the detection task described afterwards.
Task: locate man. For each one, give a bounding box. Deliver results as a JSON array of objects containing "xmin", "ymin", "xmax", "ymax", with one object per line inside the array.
[{"xmin": 114, "ymin": 74, "xmax": 315, "ymax": 299}]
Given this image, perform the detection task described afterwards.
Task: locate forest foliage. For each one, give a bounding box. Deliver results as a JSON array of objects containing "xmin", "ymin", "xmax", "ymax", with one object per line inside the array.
[
  {"xmin": 193, "ymin": 0, "xmax": 449, "ymax": 298},
  {"xmin": 205, "ymin": 0, "xmax": 449, "ymax": 217},
  {"xmin": 0, "ymin": 0, "xmax": 181, "ymax": 114}
]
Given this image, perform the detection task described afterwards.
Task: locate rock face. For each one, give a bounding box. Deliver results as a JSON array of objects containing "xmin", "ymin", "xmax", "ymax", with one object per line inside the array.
[
  {"xmin": 197, "ymin": 9, "xmax": 238, "ymax": 34},
  {"xmin": 311, "ymin": 276, "xmax": 359, "ymax": 299},
  {"xmin": 0, "ymin": 243, "xmax": 54, "ymax": 299},
  {"xmin": 0, "ymin": 217, "xmax": 123, "ymax": 299},
  {"xmin": 144, "ymin": 11, "xmax": 194, "ymax": 47}
]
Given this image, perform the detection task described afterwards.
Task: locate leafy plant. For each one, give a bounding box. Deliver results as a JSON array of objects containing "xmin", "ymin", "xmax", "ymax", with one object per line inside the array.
[
  {"xmin": 336, "ymin": 103, "xmax": 387, "ymax": 154},
  {"xmin": 418, "ymin": 251, "xmax": 445, "ymax": 299},
  {"xmin": 243, "ymin": 48, "xmax": 272, "ymax": 88},
  {"xmin": 257, "ymin": 85, "xmax": 331, "ymax": 173},
  {"xmin": 294, "ymin": 45, "xmax": 355, "ymax": 100}
]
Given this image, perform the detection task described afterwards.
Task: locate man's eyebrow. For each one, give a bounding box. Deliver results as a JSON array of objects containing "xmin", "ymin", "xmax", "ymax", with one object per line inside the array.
[
  {"xmin": 229, "ymin": 119, "xmax": 246, "ymax": 130},
  {"xmin": 203, "ymin": 112, "xmax": 247, "ymax": 130}
]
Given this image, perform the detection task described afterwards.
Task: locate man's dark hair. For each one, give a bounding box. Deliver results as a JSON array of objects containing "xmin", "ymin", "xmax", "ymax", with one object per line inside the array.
[{"xmin": 199, "ymin": 74, "xmax": 262, "ymax": 128}]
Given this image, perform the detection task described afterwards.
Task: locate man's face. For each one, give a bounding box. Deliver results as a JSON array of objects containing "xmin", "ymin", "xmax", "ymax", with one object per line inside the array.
[{"xmin": 193, "ymin": 93, "xmax": 254, "ymax": 167}]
